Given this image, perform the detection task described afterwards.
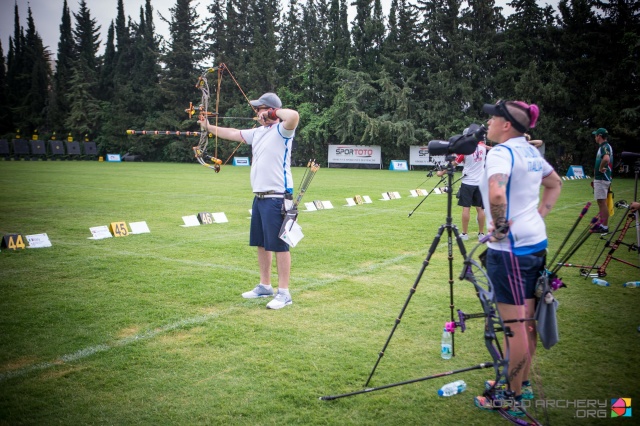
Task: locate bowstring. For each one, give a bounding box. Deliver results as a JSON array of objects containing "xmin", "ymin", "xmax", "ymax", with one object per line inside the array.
[
  {"xmin": 215, "ymin": 66, "xmax": 222, "ymax": 161},
  {"xmin": 216, "ymin": 63, "xmax": 258, "ymax": 167}
]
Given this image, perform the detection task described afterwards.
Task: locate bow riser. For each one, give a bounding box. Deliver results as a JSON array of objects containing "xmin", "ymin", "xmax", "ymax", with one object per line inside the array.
[{"xmin": 191, "ymin": 64, "xmax": 258, "ymax": 172}]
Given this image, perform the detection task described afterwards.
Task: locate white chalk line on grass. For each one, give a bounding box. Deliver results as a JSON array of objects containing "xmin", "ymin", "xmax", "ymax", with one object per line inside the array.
[
  {"xmin": 51, "ymin": 240, "xmax": 258, "ymax": 276},
  {"xmin": 0, "ymin": 253, "xmax": 416, "ymax": 383},
  {"xmin": 0, "ymin": 308, "xmax": 240, "ymax": 382}
]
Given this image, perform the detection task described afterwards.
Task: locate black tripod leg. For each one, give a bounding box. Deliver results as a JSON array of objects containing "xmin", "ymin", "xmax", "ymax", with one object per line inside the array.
[
  {"xmin": 321, "ymin": 362, "xmax": 494, "ymax": 401},
  {"xmin": 363, "ymin": 223, "xmax": 447, "ymax": 387}
]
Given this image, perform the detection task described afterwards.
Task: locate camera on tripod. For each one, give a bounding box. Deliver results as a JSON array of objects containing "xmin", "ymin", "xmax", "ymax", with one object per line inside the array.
[{"xmin": 427, "ymin": 123, "xmax": 487, "ymax": 156}]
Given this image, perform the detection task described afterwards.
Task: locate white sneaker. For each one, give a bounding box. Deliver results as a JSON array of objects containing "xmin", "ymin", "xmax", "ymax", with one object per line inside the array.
[
  {"xmin": 460, "ymin": 233, "xmax": 469, "ymax": 241},
  {"xmin": 242, "ymin": 284, "xmax": 274, "ymax": 299},
  {"xmin": 478, "ymin": 233, "xmax": 485, "ymax": 239},
  {"xmin": 266, "ymin": 290, "xmax": 292, "ymax": 309}
]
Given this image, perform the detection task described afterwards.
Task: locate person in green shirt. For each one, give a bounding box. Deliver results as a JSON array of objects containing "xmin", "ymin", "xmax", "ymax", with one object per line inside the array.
[{"xmin": 592, "ymin": 128, "xmax": 613, "ymax": 233}]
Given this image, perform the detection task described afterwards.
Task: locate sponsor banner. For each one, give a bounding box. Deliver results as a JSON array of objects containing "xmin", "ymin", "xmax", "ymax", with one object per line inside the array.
[
  {"xmin": 328, "ymin": 145, "xmax": 381, "ymax": 165},
  {"xmin": 409, "ymin": 146, "xmax": 446, "ymax": 166},
  {"xmin": 389, "ymin": 160, "xmax": 409, "ymax": 171},
  {"xmin": 233, "ymin": 157, "xmax": 250, "ymax": 166},
  {"xmin": 567, "ymin": 165, "xmax": 585, "ymax": 178}
]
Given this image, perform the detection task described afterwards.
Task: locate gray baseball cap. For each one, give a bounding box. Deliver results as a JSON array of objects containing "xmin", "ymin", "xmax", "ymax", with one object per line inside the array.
[{"xmin": 249, "ymin": 92, "xmax": 282, "ymax": 109}]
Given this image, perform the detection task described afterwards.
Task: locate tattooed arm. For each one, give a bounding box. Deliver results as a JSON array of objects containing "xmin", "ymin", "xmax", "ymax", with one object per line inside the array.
[{"xmin": 488, "ymin": 173, "xmax": 509, "ymax": 239}]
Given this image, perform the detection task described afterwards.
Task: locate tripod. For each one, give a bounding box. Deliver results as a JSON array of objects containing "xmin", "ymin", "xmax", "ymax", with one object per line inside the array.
[
  {"xmin": 368, "ymin": 153, "xmax": 469, "ymax": 387},
  {"xmin": 320, "ymin": 154, "xmax": 513, "ymax": 402}
]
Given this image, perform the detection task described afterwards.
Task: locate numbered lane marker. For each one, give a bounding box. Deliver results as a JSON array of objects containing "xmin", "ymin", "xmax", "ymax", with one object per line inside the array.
[
  {"xmin": 198, "ymin": 212, "xmax": 214, "ymax": 225},
  {"xmin": 109, "ymin": 222, "xmax": 129, "ymax": 237},
  {"xmin": 2, "ymin": 234, "xmax": 26, "ymax": 250}
]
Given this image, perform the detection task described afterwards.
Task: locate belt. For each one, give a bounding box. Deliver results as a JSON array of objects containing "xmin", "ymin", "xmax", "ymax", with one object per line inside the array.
[
  {"xmin": 254, "ymin": 191, "xmax": 285, "ymax": 199},
  {"xmin": 532, "ymin": 249, "xmax": 547, "ymax": 257}
]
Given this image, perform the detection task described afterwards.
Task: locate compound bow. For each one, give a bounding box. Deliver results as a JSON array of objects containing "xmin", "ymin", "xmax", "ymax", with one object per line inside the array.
[
  {"xmin": 456, "ymin": 241, "xmax": 544, "ymax": 426},
  {"xmin": 189, "ymin": 63, "xmax": 258, "ymax": 172}
]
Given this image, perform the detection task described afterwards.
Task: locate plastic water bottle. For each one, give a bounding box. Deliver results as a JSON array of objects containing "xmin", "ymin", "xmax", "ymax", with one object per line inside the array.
[
  {"xmin": 437, "ymin": 380, "xmax": 467, "ymax": 397},
  {"xmin": 441, "ymin": 328, "xmax": 452, "ymax": 359},
  {"xmin": 592, "ymin": 278, "xmax": 610, "ymax": 287},
  {"xmin": 623, "ymin": 281, "xmax": 640, "ymax": 288}
]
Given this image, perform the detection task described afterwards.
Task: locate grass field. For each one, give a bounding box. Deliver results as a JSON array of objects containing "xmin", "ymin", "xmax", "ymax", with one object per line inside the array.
[{"xmin": 0, "ymin": 161, "xmax": 638, "ymax": 425}]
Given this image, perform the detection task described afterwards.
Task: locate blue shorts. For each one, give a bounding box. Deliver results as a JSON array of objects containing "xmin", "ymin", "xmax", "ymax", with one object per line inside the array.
[
  {"xmin": 486, "ymin": 248, "xmax": 544, "ymax": 305},
  {"xmin": 250, "ymin": 197, "xmax": 289, "ymax": 252}
]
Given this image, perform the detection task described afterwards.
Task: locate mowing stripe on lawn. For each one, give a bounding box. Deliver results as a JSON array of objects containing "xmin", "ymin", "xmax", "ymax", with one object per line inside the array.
[{"xmin": 0, "ymin": 253, "xmax": 414, "ymax": 382}]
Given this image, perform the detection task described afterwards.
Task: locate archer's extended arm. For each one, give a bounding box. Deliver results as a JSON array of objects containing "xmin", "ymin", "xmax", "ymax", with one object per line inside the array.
[{"xmin": 197, "ymin": 118, "xmax": 244, "ymax": 143}]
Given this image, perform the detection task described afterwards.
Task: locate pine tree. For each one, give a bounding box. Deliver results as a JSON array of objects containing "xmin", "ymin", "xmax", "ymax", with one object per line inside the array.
[
  {"xmin": 64, "ymin": 60, "xmax": 102, "ymax": 137},
  {"xmin": 23, "ymin": 7, "xmax": 51, "ymax": 133},
  {"xmin": 204, "ymin": 0, "xmax": 226, "ymax": 63},
  {"xmin": 461, "ymin": 0, "xmax": 504, "ymax": 118},
  {"xmin": 351, "ymin": 0, "xmax": 372, "ymax": 70},
  {"xmin": 158, "ymin": 0, "xmax": 206, "ymax": 162},
  {"xmin": 416, "ymin": 0, "xmax": 473, "ymax": 138},
  {"xmin": 66, "ymin": 0, "xmax": 102, "ymax": 140},
  {"xmin": 246, "ymin": 0, "xmax": 279, "ymax": 94},
  {"xmin": 99, "ymin": 22, "xmax": 116, "ymax": 101},
  {"xmin": 49, "ymin": 0, "xmax": 75, "ymax": 133},
  {"xmin": 368, "ymin": 0, "xmax": 385, "ymax": 69},
  {"xmin": 589, "ymin": 0, "xmax": 640, "ymax": 147},
  {"xmin": 6, "ymin": 3, "xmax": 27, "ymax": 134},
  {"xmin": 72, "ymin": 0, "xmax": 101, "ymax": 76},
  {"xmin": 279, "ymin": 0, "xmax": 305, "ymax": 90},
  {"xmin": 0, "ymin": 41, "xmax": 10, "ymax": 134}
]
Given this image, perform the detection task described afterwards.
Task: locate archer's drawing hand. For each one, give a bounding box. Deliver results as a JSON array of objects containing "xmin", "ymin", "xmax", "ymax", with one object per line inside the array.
[{"xmin": 258, "ymin": 108, "xmax": 279, "ymax": 125}]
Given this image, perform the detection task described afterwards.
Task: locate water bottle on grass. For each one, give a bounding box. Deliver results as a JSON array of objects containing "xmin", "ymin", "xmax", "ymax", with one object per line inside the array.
[
  {"xmin": 438, "ymin": 380, "xmax": 467, "ymax": 397},
  {"xmin": 592, "ymin": 278, "xmax": 609, "ymax": 287}
]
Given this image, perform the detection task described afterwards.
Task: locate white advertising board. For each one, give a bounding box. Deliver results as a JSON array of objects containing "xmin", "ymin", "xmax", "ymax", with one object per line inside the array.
[
  {"xmin": 409, "ymin": 146, "xmax": 446, "ymax": 167},
  {"xmin": 328, "ymin": 145, "xmax": 381, "ymax": 167}
]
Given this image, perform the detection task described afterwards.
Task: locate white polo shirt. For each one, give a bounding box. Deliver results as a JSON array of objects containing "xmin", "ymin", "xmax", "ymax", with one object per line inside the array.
[
  {"xmin": 479, "ymin": 136, "xmax": 554, "ymax": 255},
  {"xmin": 241, "ymin": 123, "xmax": 295, "ymax": 193},
  {"xmin": 456, "ymin": 142, "xmax": 487, "ymax": 185}
]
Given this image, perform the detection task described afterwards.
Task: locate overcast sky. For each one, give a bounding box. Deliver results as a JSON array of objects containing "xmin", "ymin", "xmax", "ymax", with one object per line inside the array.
[{"xmin": 1, "ymin": 0, "xmax": 556, "ymax": 60}]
